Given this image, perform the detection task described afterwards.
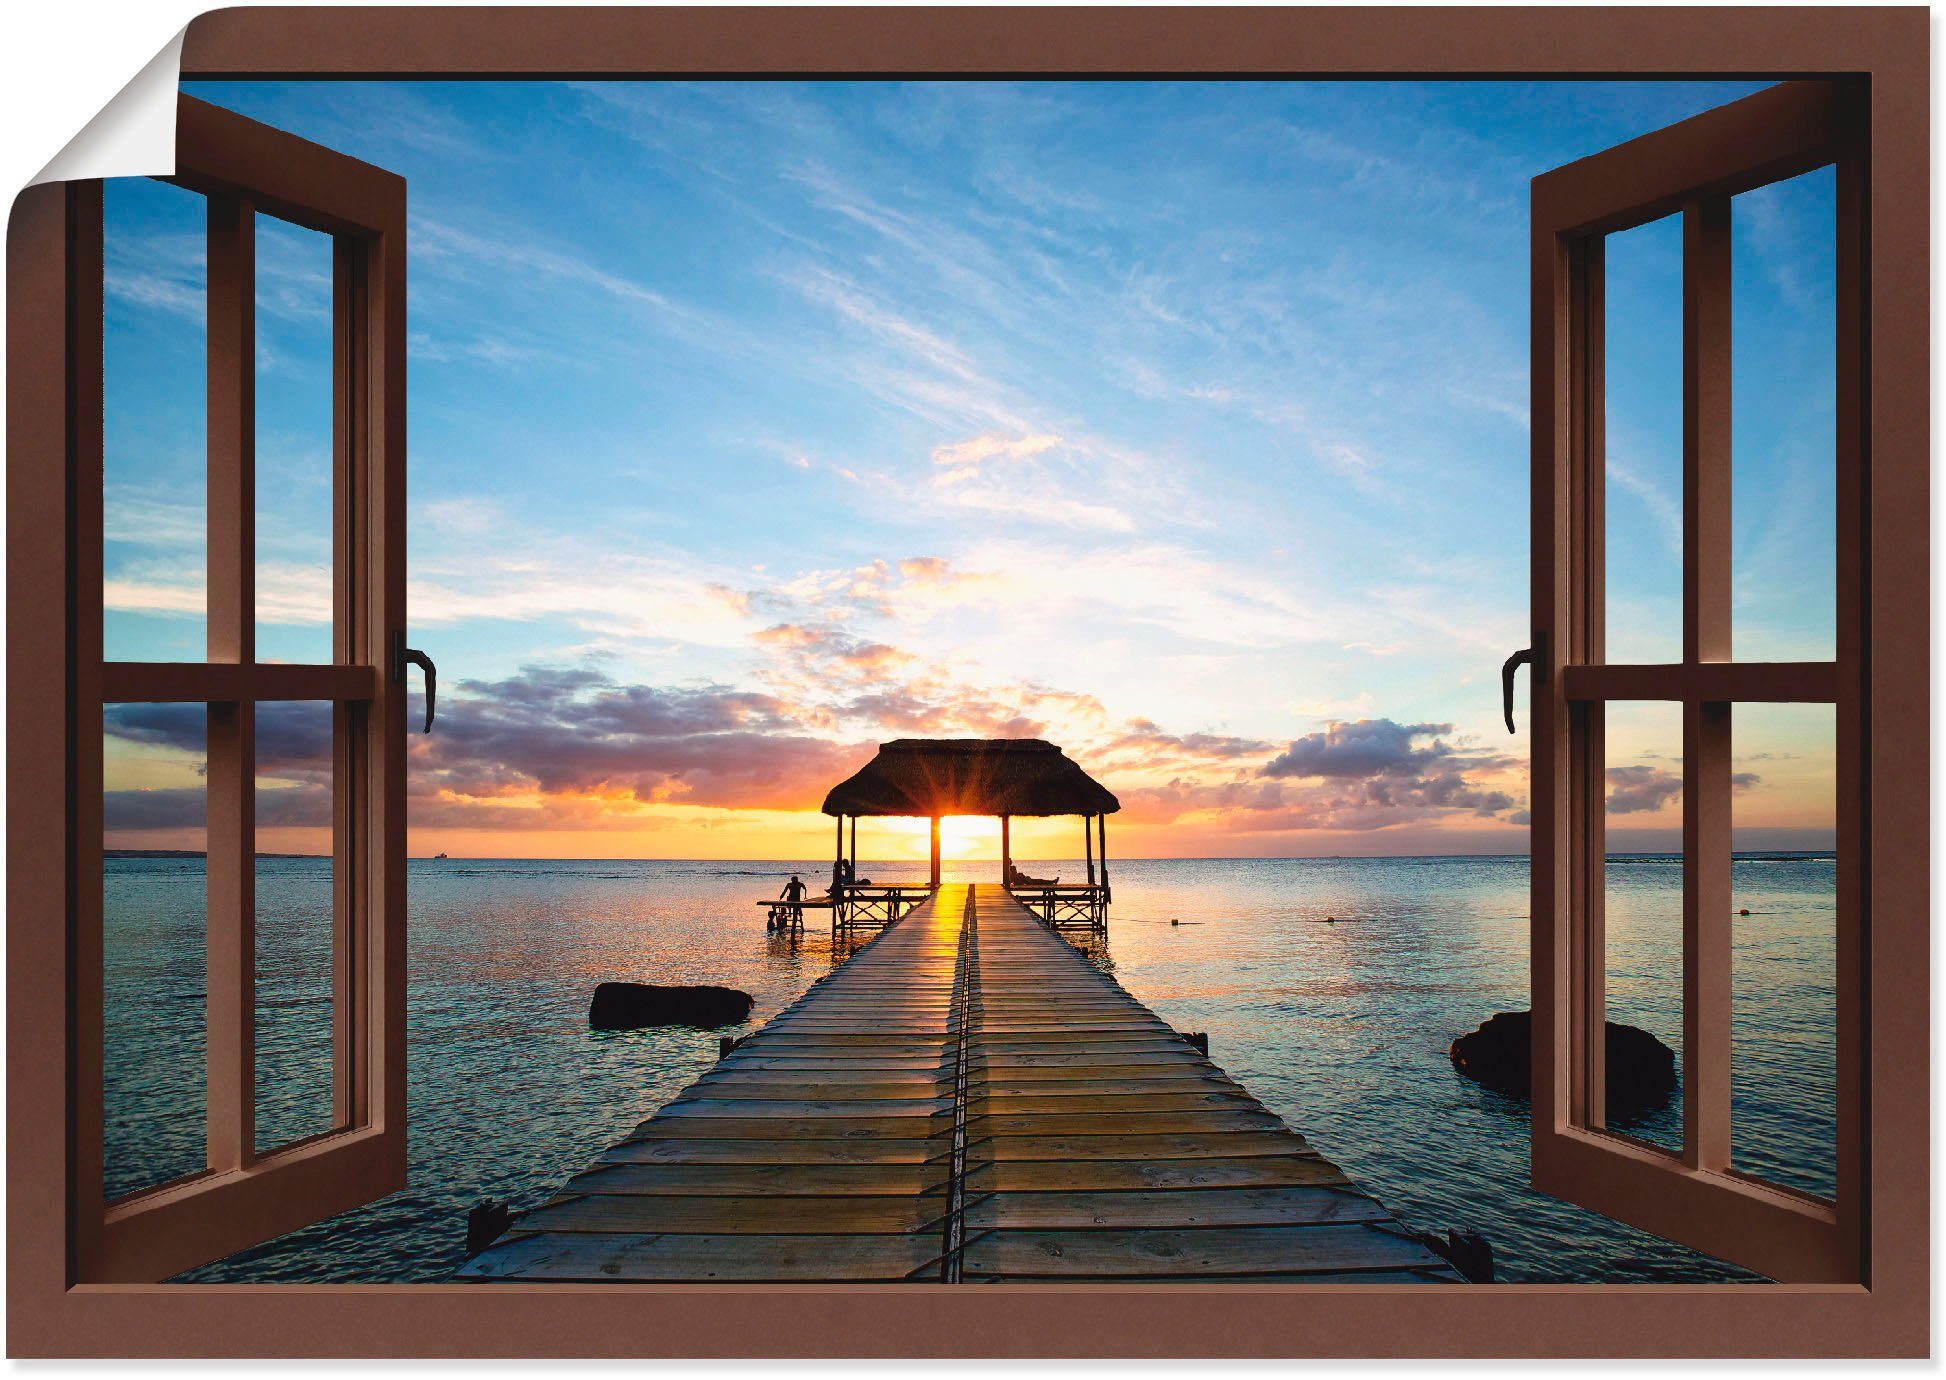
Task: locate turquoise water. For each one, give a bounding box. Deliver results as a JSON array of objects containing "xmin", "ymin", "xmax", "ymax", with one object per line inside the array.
[{"xmin": 100, "ymin": 853, "xmax": 1837, "ymax": 1283}]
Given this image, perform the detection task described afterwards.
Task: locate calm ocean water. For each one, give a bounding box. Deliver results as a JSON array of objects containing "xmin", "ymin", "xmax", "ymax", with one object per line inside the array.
[{"xmin": 101, "ymin": 852, "xmax": 1837, "ymax": 1283}]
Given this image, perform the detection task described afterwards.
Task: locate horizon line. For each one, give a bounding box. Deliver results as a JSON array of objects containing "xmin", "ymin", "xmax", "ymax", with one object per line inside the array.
[{"xmin": 108, "ymin": 848, "xmax": 1838, "ymax": 864}]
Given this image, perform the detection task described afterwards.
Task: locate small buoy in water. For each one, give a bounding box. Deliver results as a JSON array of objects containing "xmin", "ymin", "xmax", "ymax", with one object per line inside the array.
[
  {"xmin": 1738, "ymin": 908, "xmax": 1751, "ymax": 917},
  {"xmin": 1326, "ymin": 915, "xmax": 1336, "ymax": 923}
]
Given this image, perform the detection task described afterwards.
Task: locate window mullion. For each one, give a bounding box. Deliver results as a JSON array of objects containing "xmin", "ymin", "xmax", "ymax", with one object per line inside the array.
[
  {"xmin": 1683, "ymin": 194, "xmax": 1733, "ymax": 664},
  {"xmin": 1682, "ymin": 700, "xmax": 1733, "ymax": 1170},
  {"xmin": 204, "ymin": 703, "xmax": 256, "ymax": 1170},
  {"xmin": 1568, "ymin": 235, "xmax": 1607, "ymax": 1129},
  {"xmin": 331, "ymin": 236, "xmax": 359, "ymax": 1129},
  {"xmin": 1681, "ymin": 193, "xmax": 1734, "ymax": 1173},
  {"xmin": 205, "ymin": 193, "xmax": 257, "ymax": 1172}
]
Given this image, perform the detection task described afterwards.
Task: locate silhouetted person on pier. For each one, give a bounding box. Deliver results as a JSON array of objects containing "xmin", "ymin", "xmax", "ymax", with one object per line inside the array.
[{"xmin": 765, "ymin": 873, "xmax": 807, "ymax": 933}]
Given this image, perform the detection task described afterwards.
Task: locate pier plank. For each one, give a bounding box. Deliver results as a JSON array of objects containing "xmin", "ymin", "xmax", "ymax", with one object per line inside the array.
[
  {"xmin": 977, "ymin": 1077, "xmax": 1243, "ymax": 1096},
  {"xmin": 964, "ymin": 1155, "xmax": 1346, "ymax": 1193},
  {"xmin": 627, "ymin": 1116, "xmax": 952, "ymax": 1140},
  {"xmin": 661, "ymin": 1097, "xmax": 952, "ymax": 1118},
  {"xmin": 960, "ymin": 1224, "xmax": 1451, "ymax": 1278},
  {"xmin": 689, "ymin": 1080, "xmax": 951, "ymax": 1100},
  {"xmin": 518, "ymin": 1193, "xmax": 947, "ymax": 1235},
  {"xmin": 566, "ymin": 1162, "xmax": 950, "ymax": 1196},
  {"xmin": 597, "ymin": 1138, "xmax": 942, "ymax": 1166},
  {"xmin": 463, "ymin": 1231, "xmax": 944, "ymax": 1282},
  {"xmin": 970, "ymin": 1092, "xmax": 1258, "ymax": 1115},
  {"xmin": 963, "ymin": 1186, "xmax": 1387, "ymax": 1230}
]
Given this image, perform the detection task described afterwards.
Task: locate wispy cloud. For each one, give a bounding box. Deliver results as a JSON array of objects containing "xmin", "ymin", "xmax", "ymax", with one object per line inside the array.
[{"xmin": 1607, "ymin": 453, "xmax": 1683, "ymax": 555}]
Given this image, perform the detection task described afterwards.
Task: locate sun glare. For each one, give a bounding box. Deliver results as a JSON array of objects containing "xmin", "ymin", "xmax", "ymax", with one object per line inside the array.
[
  {"xmin": 866, "ymin": 815, "xmax": 1002, "ymax": 859},
  {"xmin": 939, "ymin": 815, "xmax": 999, "ymax": 859}
]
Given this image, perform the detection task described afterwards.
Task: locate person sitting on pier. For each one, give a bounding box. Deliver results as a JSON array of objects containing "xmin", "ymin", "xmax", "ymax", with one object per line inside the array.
[{"xmin": 1005, "ymin": 860, "xmax": 1058, "ymax": 888}]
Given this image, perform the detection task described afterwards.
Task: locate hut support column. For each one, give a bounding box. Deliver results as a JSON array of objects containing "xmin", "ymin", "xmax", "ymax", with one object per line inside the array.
[
  {"xmin": 1085, "ymin": 813, "xmax": 1095, "ymax": 885},
  {"xmin": 1001, "ymin": 815, "xmax": 1011, "ymax": 886},
  {"xmin": 849, "ymin": 815, "xmax": 857, "ymax": 879},
  {"xmin": 832, "ymin": 815, "xmax": 845, "ymax": 917},
  {"xmin": 929, "ymin": 816, "xmax": 941, "ymax": 890},
  {"xmin": 1096, "ymin": 814, "xmax": 1111, "ymax": 932}
]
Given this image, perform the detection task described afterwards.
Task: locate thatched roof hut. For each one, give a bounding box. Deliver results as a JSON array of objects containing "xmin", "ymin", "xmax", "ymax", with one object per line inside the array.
[
  {"xmin": 822, "ymin": 738, "xmax": 1119, "ymax": 819},
  {"xmin": 817, "ymin": 739, "xmax": 1118, "ymax": 896}
]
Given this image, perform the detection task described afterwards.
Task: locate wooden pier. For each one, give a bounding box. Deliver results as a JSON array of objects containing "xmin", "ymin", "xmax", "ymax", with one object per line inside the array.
[{"xmin": 460, "ymin": 884, "xmax": 1460, "ymax": 1283}]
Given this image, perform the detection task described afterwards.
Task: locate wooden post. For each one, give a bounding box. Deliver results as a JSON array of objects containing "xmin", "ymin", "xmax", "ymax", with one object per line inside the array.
[
  {"xmin": 832, "ymin": 813, "xmax": 845, "ymax": 897},
  {"xmin": 1001, "ymin": 814, "xmax": 1011, "ymax": 885},
  {"xmin": 1098, "ymin": 814, "xmax": 1110, "ymax": 895},
  {"xmin": 929, "ymin": 816, "xmax": 941, "ymax": 889},
  {"xmin": 849, "ymin": 814, "xmax": 857, "ymax": 879},
  {"xmin": 1084, "ymin": 813, "xmax": 1095, "ymax": 885}
]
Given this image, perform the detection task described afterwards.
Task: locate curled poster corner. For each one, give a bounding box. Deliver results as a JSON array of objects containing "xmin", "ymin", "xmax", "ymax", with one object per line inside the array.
[{"xmin": 29, "ymin": 28, "xmax": 186, "ymax": 187}]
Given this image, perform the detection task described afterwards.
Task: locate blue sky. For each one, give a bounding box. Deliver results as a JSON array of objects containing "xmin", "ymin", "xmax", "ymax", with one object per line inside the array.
[{"xmin": 100, "ymin": 80, "xmax": 1838, "ymax": 857}]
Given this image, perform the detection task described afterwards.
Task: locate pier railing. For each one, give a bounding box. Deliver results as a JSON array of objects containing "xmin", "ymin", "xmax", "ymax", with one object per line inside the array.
[
  {"xmin": 767, "ymin": 879, "xmax": 1107, "ymax": 939},
  {"xmin": 1005, "ymin": 881, "xmax": 1108, "ymax": 934},
  {"xmin": 835, "ymin": 882, "xmax": 931, "ymax": 936}
]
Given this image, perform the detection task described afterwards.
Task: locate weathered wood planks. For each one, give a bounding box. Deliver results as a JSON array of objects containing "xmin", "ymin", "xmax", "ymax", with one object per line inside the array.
[
  {"xmin": 460, "ymin": 884, "xmax": 1459, "ymax": 1285},
  {"xmin": 949, "ymin": 886, "xmax": 1456, "ymax": 1283}
]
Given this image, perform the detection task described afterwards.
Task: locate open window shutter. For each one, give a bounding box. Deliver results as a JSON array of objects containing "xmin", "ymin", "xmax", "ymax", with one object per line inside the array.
[
  {"xmin": 1528, "ymin": 80, "xmax": 1865, "ymax": 1283},
  {"xmin": 70, "ymin": 96, "xmax": 408, "ymax": 1282}
]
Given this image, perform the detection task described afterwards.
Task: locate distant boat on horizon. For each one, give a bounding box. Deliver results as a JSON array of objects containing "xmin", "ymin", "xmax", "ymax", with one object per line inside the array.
[{"xmin": 433, "ymin": 852, "xmax": 449, "ymax": 860}]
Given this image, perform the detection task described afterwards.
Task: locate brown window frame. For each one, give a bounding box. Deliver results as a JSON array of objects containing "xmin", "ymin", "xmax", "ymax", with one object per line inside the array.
[
  {"xmin": 1529, "ymin": 79, "xmax": 1867, "ymax": 1283},
  {"xmin": 70, "ymin": 95, "xmax": 408, "ymax": 1283},
  {"xmin": 3, "ymin": 7, "xmax": 1928, "ymax": 1361}
]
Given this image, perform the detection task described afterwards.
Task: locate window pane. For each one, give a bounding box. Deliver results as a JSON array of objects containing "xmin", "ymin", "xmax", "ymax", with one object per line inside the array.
[
  {"xmin": 1730, "ymin": 703, "xmax": 1837, "ymax": 1199},
  {"xmin": 1731, "ymin": 167, "xmax": 1837, "ymax": 662},
  {"xmin": 254, "ymin": 214, "xmax": 336, "ymax": 664},
  {"xmin": 103, "ymin": 178, "xmax": 207, "ymax": 661},
  {"xmin": 255, "ymin": 702, "xmax": 340, "ymax": 1154},
  {"xmin": 1603, "ymin": 214, "xmax": 1684, "ymax": 664},
  {"xmin": 1600, "ymin": 700, "xmax": 1685, "ymax": 1152},
  {"xmin": 102, "ymin": 702, "xmax": 208, "ymax": 1198}
]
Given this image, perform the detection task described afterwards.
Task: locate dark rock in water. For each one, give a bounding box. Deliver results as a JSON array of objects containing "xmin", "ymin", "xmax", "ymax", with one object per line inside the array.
[
  {"xmin": 1408, "ymin": 1227, "xmax": 1494, "ymax": 1283},
  {"xmin": 1450, "ymin": 1009, "xmax": 1676, "ymax": 1119},
  {"xmin": 590, "ymin": 981, "xmax": 753, "ymax": 1030}
]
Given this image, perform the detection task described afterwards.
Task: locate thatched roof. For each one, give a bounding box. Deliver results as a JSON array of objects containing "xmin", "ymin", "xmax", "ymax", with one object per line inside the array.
[{"xmin": 822, "ymin": 739, "xmax": 1120, "ymax": 819}]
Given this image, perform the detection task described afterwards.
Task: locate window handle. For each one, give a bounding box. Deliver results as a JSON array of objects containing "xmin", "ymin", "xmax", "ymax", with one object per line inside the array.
[
  {"xmin": 393, "ymin": 632, "xmax": 437, "ymax": 734},
  {"xmin": 1501, "ymin": 647, "xmax": 1532, "ymax": 734}
]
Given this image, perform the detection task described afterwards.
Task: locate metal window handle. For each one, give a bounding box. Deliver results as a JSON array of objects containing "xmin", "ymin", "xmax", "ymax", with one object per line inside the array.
[
  {"xmin": 393, "ymin": 631, "xmax": 436, "ymax": 733},
  {"xmin": 1501, "ymin": 648, "xmax": 1532, "ymax": 734}
]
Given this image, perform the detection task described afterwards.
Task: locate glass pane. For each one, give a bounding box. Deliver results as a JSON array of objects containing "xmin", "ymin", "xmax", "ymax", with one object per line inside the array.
[
  {"xmin": 1731, "ymin": 167, "xmax": 1837, "ymax": 662},
  {"xmin": 255, "ymin": 701, "xmax": 339, "ymax": 1154},
  {"xmin": 1603, "ymin": 214, "xmax": 1685, "ymax": 664},
  {"xmin": 1730, "ymin": 703, "xmax": 1837, "ymax": 1199},
  {"xmin": 103, "ymin": 178, "xmax": 207, "ymax": 662},
  {"xmin": 1600, "ymin": 700, "xmax": 1685, "ymax": 1152},
  {"xmin": 102, "ymin": 702, "xmax": 208, "ymax": 1198},
  {"xmin": 255, "ymin": 214, "xmax": 336, "ymax": 664}
]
